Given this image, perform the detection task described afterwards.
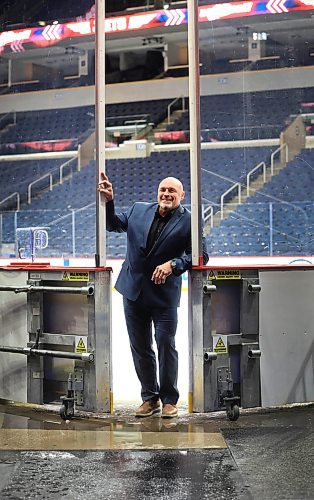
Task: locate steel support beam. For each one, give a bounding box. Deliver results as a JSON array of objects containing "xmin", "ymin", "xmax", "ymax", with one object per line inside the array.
[{"xmin": 95, "ymin": 0, "xmax": 106, "ymax": 267}]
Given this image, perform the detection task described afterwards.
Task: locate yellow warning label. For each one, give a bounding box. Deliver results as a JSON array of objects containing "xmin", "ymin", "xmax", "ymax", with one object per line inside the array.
[
  {"xmin": 208, "ymin": 269, "xmax": 241, "ymax": 280},
  {"xmin": 213, "ymin": 336, "xmax": 228, "ymax": 354},
  {"xmin": 75, "ymin": 337, "xmax": 87, "ymax": 353},
  {"xmin": 62, "ymin": 271, "xmax": 89, "ymax": 281}
]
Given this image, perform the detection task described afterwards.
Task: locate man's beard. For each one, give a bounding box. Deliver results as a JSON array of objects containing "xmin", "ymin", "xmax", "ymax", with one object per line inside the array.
[{"xmin": 159, "ymin": 201, "xmax": 172, "ymax": 211}]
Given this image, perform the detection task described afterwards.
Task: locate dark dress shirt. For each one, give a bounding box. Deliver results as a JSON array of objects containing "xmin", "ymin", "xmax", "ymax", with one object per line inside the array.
[{"xmin": 146, "ymin": 207, "xmax": 174, "ymax": 254}]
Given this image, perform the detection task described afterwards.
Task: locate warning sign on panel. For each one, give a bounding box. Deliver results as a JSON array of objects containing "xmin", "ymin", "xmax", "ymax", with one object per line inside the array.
[
  {"xmin": 75, "ymin": 336, "xmax": 88, "ymax": 353},
  {"xmin": 63, "ymin": 272, "xmax": 89, "ymax": 281},
  {"xmin": 213, "ymin": 335, "xmax": 228, "ymax": 354}
]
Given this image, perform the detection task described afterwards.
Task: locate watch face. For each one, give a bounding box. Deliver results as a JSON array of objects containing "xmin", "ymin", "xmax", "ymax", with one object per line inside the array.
[{"xmin": 171, "ymin": 260, "xmax": 176, "ymax": 268}]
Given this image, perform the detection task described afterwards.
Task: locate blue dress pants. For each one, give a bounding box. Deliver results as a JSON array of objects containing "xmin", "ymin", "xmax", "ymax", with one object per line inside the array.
[{"xmin": 123, "ymin": 295, "xmax": 179, "ymax": 404}]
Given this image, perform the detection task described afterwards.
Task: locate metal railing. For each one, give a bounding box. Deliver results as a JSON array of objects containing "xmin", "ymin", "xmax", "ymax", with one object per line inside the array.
[
  {"xmin": 124, "ymin": 119, "xmax": 150, "ymax": 139},
  {"xmin": 200, "ymin": 125, "xmax": 281, "ymax": 142},
  {"xmin": 167, "ymin": 96, "xmax": 186, "ymax": 125},
  {"xmin": 246, "ymin": 161, "xmax": 266, "ymax": 197},
  {"xmin": 0, "ymin": 110, "xmax": 16, "ymax": 133},
  {"xmin": 0, "ymin": 192, "xmax": 20, "ymax": 211},
  {"xmin": 28, "ymin": 173, "xmax": 53, "ymax": 205},
  {"xmin": 77, "ymin": 144, "xmax": 81, "ymax": 171},
  {"xmin": 106, "ymin": 114, "xmax": 150, "ymax": 126},
  {"xmin": 271, "ymin": 143, "xmax": 288, "ymax": 175},
  {"xmin": 59, "ymin": 156, "xmax": 77, "ymax": 184},
  {"xmin": 220, "ymin": 183, "xmax": 241, "ymax": 220},
  {"xmin": 202, "ymin": 205, "xmax": 213, "ymax": 227}
]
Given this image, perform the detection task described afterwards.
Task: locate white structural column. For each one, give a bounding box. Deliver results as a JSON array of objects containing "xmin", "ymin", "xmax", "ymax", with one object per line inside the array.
[
  {"xmin": 187, "ymin": 0, "xmax": 206, "ymax": 413},
  {"xmin": 95, "ymin": 0, "xmax": 106, "ymax": 266},
  {"xmin": 187, "ymin": 0, "xmax": 202, "ymax": 265}
]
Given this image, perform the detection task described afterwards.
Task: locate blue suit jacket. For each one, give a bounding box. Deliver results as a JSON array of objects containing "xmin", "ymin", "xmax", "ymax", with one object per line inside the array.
[{"xmin": 106, "ymin": 201, "xmax": 209, "ymax": 308}]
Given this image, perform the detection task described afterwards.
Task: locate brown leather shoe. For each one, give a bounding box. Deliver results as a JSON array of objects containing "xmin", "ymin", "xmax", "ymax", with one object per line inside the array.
[
  {"xmin": 135, "ymin": 400, "xmax": 161, "ymax": 417},
  {"xmin": 161, "ymin": 403, "xmax": 178, "ymax": 418}
]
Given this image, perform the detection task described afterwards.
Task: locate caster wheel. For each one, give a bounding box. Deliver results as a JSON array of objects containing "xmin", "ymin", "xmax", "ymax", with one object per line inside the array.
[
  {"xmin": 227, "ymin": 404, "xmax": 240, "ymax": 421},
  {"xmin": 59, "ymin": 405, "xmax": 67, "ymax": 420},
  {"xmin": 59, "ymin": 404, "xmax": 74, "ymax": 421}
]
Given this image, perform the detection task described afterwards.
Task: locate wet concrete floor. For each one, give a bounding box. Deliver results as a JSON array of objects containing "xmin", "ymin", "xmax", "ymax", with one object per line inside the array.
[{"xmin": 0, "ymin": 400, "xmax": 313, "ymax": 499}]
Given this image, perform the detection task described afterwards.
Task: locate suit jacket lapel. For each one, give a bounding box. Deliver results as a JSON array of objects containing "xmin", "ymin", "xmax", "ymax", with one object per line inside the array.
[{"xmin": 142, "ymin": 203, "xmax": 158, "ymax": 249}]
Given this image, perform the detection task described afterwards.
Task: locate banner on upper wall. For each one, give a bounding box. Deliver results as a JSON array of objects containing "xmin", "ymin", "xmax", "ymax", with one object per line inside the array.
[
  {"xmin": 0, "ymin": 139, "xmax": 77, "ymax": 155},
  {"xmin": 0, "ymin": 0, "xmax": 313, "ymax": 54}
]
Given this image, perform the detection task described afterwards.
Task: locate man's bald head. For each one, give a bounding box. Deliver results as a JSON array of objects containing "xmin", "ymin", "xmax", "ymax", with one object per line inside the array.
[{"xmin": 159, "ymin": 177, "xmax": 184, "ymax": 192}]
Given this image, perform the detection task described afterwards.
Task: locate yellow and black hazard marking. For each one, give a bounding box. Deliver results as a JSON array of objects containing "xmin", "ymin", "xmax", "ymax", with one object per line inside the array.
[
  {"xmin": 213, "ymin": 336, "xmax": 228, "ymax": 354},
  {"xmin": 62, "ymin": 271, "xmax": 89, "ymax": 281},
  {"xmin": 208, "ymin": 269, "xmax": 241, "ymax": 280},
  {"xmin": 75, "ymin": 337, "xmax": 87, "ymax": 353}
]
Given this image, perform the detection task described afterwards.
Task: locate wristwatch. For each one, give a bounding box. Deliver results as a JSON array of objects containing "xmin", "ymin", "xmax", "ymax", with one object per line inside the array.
[{"xmin": 170, "ymin": 259, "xmax": 177, "ymax": 271}]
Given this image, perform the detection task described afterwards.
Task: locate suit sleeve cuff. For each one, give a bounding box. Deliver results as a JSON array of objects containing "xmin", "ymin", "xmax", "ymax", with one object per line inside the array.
[{"xmin": 106, "ymin": 199, "xmax": 115, "ymax": 217}]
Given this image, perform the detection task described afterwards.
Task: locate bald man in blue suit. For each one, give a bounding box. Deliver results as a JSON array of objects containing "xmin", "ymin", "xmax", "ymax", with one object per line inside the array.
[{"xmin": 99, "ymin": 173, "xmax": 209, "ymax": 418}]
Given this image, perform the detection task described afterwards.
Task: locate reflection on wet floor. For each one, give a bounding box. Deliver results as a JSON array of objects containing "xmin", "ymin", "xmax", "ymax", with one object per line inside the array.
[
  {"xmin": 0, "ymin": 400, "xmax": 227, "ymax": 450},
  {"xmin": 0, "ymin": 398, "xmax": 313, "ymax": 451},
  {"xmin": 0, "ymin": 429, "xmax": 227, "ymax": 451}
]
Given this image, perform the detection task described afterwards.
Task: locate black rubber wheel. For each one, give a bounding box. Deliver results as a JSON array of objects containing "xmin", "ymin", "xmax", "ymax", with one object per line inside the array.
[
  {"xmin": 227, "ymin": 404, "xmax": 240, "ymax": 421},
  {"xmin": 59, "ymin": 405, "xmax": 67, "ymax": 420},
  {"xmin": 59, "ymin": 404, "xmax": 74, "ymax": 421}
]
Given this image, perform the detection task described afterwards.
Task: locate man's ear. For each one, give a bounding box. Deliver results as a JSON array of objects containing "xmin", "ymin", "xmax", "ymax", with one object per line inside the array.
[{"xmin": 181, "ymin": 191, "xmax": 185, "ymax": 200}]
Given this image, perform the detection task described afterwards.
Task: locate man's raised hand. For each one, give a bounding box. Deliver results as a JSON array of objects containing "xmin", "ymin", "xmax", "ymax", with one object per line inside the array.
[{"xmin": 98, "ymin": 172, "xmax": 114, "ymax": 202}]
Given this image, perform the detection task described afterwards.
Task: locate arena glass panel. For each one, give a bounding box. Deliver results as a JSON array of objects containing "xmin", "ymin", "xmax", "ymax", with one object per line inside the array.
[
  {"xmin": 197, "ymin": 8, "xmax": 314, "ymax": 258},
  {"xmin": 1, "ymin": 3, "xmax": 314, "ymax": 261},
  {"xmin": 0, "ymin": 4, "xmax": 97, "ymax": 262}
]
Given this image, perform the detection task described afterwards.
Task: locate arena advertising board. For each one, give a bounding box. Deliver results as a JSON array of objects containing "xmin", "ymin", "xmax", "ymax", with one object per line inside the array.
[{"xmin": 0, "ymin": 0, "xmax": 313, "ymax": 54}]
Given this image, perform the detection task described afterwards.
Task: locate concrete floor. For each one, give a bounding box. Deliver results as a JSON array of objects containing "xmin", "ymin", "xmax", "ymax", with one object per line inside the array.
[{"xmin": 0, "ymin": 400, "xmax": 313, "ymax": 499}]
